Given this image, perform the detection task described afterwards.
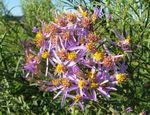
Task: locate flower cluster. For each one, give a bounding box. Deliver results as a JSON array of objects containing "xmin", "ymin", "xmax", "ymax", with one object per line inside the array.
[{"xmin": 23, "ymin": 7, "xmax": 130, "ymax": 111}]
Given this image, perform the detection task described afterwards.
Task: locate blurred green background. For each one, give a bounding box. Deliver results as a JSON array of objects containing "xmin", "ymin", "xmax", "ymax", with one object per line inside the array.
[{"xmin": 0, "ymin": 0, "xmax": 150, "ymax": 114}]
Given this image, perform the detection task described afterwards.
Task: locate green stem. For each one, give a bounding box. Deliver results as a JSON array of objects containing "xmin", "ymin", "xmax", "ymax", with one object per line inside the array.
[{"xmin": 14, "ymin": 56, "xmax": 22, "ymax": 78}]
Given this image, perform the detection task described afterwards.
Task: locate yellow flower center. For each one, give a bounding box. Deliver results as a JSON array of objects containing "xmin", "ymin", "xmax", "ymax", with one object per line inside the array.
[
  {"xmin": 124, "ymin": 36, "xmax": 131, "ymax": 45},
  {"xmin": 35, "ymin": 32, "xmax": 43, "ymax": 39},
  {"xmin": 51, "ymin": 79, "xmax": 60, "ymax": 86},
  {"xmin": 92, "ymin": 14, "xmax": 97, "ymax": 22},
  {"xmin": 54, "ymin": 18, "xmax": 58, "ymax": 23},
  {"xmin": 78, "ymin": 80, "xmax": 87, "ymax": 89},
  {"xmin": 26, "ymin": 53, "xmax": 34, "ymax": 62},
  {"xmin": 41, "ymin": 51, "xmax": 49, "ymax": 59},
  {"xmin": 66, "ymin": 12, "xmax": 76, "ymax": 22},
  {"xmin": 56, "ymin": 64, "xmax": 65, "ymax": 73},
  {"xmin": 87, "ymin": 70, "xmax": 96, "ymax": 81},
  {"xmin": 93, "ymin": 51, "xmax": 104, "ymax": 61},
  {"xmin": 74, "ymin": 94, "xmax": 81, "ymax": 102},
  {"xmin": 61, "ymin": 78, "xmax": 71, "ymax": 88},
  {"xmin": 34, "ymin": 32, "xmax": 44, "ymax": 46},
  {"xmin": 86, "ymin": 42, "xmax": 95, "ymax": 51},
  {"xmin": 82, "ymin": 11, "xmax": 87, "ymax": 17},
  {"xmin": 115, "ymin": 73, "xmax": 126, "ymax": 84},
  {"xmin": 67, "ymin": 52, "xmax": 77, "ymax": 61},
  {"xmin": 90, "ymin": 82, "xmax": 99, "ymax": 89},
  {"xmin": 34, "ymin": 56, "xmax": 40, "ymax": 63}
]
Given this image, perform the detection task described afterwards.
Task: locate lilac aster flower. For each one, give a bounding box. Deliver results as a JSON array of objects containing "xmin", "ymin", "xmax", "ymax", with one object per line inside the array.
[
  {"xmin": 139, "ymin": 110, "xmax": 146, "ymax": 115},
  {"xmin": 66, "ymin": 94, "xmax": 88, "ymax": 111},
  {"xmin": 93, "ymin": 7, "xmax": 103, "ymax": 18},
  {"xmin": 22, "ymin": 6, "xmax": 129, "ymax": 111},
  {"xmin": 112, "ymin": 30, "xmax": 132, "ymax": 52},
  {"xmin": 126, "ymin": 107, "xmax": 133, "ymax": 113},
  {"xmin": 32, "ymin": 27, "xmax": 39, "ymax": 33}
]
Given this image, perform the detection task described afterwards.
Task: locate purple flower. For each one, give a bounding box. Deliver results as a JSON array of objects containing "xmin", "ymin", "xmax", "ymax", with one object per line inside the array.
[
  {"xmin": 114, "ymin": 30, "xmax": 132, "ymax": 52},
  {"xmin": 32, "ymin": 27, "xmax": 39, "ymax": 33},
  {"xmin": 24, "ymin": 62, "xmax": 35, "ymax": 73},
  {"xmin": 23, "ymin": 7, "xmax": 129, "ymax": 111},
  {"xmin": 139, "ymin": 110, "xmax": 146, "ymax": 115},
  {"xmin": 66, "ymin": 94, "xmax": 88, "ymax": 111},
  {"xmin": 93, "ymin": 7, "xmax": 103, "ymax": 18},
  {"xmin": 126, "ymin": 107, "xmax": 133, "ymax": 113}
]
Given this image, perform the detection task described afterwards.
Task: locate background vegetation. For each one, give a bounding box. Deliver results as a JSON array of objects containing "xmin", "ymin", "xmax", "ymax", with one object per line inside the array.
[{"xmin": 0, "ymin": 0, "xmax": 149, "ymax": 114}]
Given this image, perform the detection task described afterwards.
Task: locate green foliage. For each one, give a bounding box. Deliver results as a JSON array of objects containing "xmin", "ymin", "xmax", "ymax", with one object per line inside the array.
[
  {"xmin": 89, "ymin": 0, "xmax": 150, "ymax": 114},
  {"xmin": 0, "ymin": 0, "xmax": 150, "ymax": 114},
  {"xmin": 21, "ymin": 0, "xmax": 53, "ymax": 31}
]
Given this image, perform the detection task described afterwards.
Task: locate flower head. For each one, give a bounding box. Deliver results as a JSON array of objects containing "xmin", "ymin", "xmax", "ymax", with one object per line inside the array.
[
  {"xmin": 126, "ymin": 107, "xmax": 133, "ymax": 113},
  {"xmin": 56, "ymin": 64, "xmax": 66, "ymax": 74},
  {"xmin": 32, "ymin": 27, "xmax": 39, "ymax": 33},
  {"xmin": 41, "ymin": 51, "xmax": 49, "ymax": 59},
  {"xmin": 78, "ymin": 80, "xmax": 87, "ymax": 89},
  {"xmin": 90, "ymin": 82, "xmax": 99, "ymax": 89},
  {"xmin": 61, "ymin": 78, "xmax": 71, "ymax": 88},
  {"xmin": 74, "ymin": 94, "xmax": 82, "ymax": 102},
  {"xmin": 51, "ymin": 79, "xmax": 60, "ymax": 86},
  {"xmin": 93, "ymin": 51, "xmax": 104, "ymax": 61},
  {"xmin": 23, "ymin": 6, "xmax": 129, "ymax": 111},
  {"xmin": 115, "ymin": 73, "xmax": 126, "ymax": 84},
  {"xmin": 68, "ymin": 52, "xmax": 77, "ymax": 61}
]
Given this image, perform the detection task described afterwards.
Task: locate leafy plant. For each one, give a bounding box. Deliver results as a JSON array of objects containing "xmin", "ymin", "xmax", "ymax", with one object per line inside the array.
[{"xmin": 0, "ymin": 0, "xmax": 149, "ymax": 114}]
